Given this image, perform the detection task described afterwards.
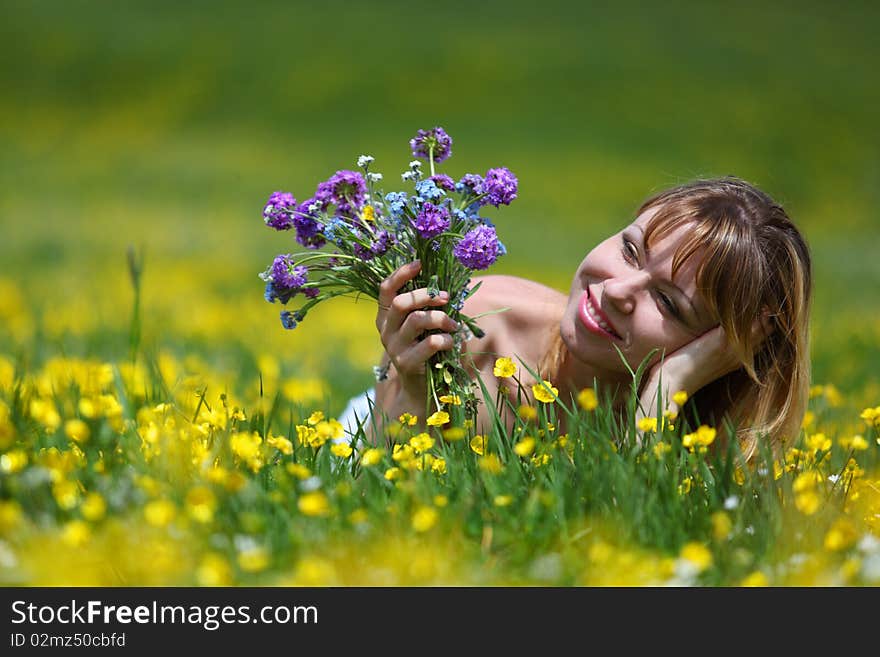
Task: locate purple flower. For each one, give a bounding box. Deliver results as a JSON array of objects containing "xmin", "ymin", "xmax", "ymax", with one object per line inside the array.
[
  {"xmin": 271, "ymin": 255, "xmax": 308, "ymax": 291},
  {"xmin": 410, "ymin": 127, "xmax": 453, "ymax": 163},
  {"xmin": 263, "ymin": 191, "xmax": 296, "ymax": 230},
  {"xmin": 482, "ymin": 167, "xmax": 518, "ymax": 207},
  {"xmin": 293, "ymin": 198, "xmax": 326, "ymax": 249},
  {"xmin": 371, "ymin": 230, "xmax": 395, "ymax": 256},
  {"xmin": 324, "ymin": 170, "xmax": 367, "ymax": 215},
  {"xmin": 453, "ymin": 224, "xmax": 501, "ymax": 270},
  {"xmin": 303, "ymin": 287, "xmax": 320, "ymax": 299},
  {"xmin": 430, "ymin": 174, "xmax": 455, "ymax": 191},
  {"xmin": 456, "ymin": 174, "xmax": 484, "ymax": 196},
  {"xmin": 412, "ymin": 202, "xmax": 450, "ymax": 239}
]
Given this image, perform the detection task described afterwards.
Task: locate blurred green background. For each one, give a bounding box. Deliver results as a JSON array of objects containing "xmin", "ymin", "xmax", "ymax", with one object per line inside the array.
[{"xmin": 1, "ymin": 0, "xmax": 878, "ymax": 410}]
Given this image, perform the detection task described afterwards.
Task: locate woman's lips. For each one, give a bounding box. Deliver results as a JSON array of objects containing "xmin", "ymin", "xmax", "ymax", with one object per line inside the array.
[{"xmin": 578, "ymin": 289, "xmax": 621, "ymax": 340}]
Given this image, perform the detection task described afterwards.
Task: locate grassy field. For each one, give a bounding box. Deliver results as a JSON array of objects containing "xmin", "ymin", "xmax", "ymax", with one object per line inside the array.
[{"xmin": 1, "ymin": 0, "xmax": 878, "ymax": 585}]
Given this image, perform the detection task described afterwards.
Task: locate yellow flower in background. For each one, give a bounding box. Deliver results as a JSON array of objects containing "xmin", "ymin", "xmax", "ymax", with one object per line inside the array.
[
  {"xmin": 298, "ymin": 491, "xmax": 330, "ymax": 517},
  {"xmin": 360, "ymin": 205, "xmax": 376, "ymax": 222},
  {"xmin": 384, "ymin": 467, "xmax": 402, "ymax": 481},
  {"xmin": 517, "ymin": 405, "xmax": 537, "ymax": 421},
  {"xmin": 197, "ymin": 553, "xmax": 233, "ymax": 586},
  {"xmin": 411, "ymin": 506, "xmax": 438, "ymax": 533},
  {"xmin": 307, "ymin": 411, "xmax": 325, "ymax": 426},
  {"xmin": 682, "ymin": 425, "xmax": 716, "ymax": 453},
  {"xmin": 653, "ymin": 441, "xmax": 671, "ymax": 459},
  {"xmin": 392, "ymin": 443, "xmax": 415, "ymax": 463},
  {"xmin": 637, "ymin": 416, "xmax": 658, "ymax": 433},
  {"xmin": 793, "ymin": 471, "xmax": 822, "ymax": 515},
  {"xmin": 805, "ymin": 432, "xmax": 831, "ymax": 453},
  {"xmin": 314, "ymin": 419, "xmax": 344, "ymax": 445},
  {"xmin": 859, "ymin": 406, "xmax": 880, "ymax": 428},
  {"xmin": 672, "ymin": 390, "xmax": 689, "ymax": 406},
  {"xmin": 493, "ymin": 357, "xmax": 517, "ymax": 378},
  {"xmin": 426, "ymin": 411, "xmax": 449, "ymax": 427},
  {"xmin": 398, "ymin": 413, "xmax": 418, "ymax": 426},
  {"xmin": 80, "ymin": 492, "xmax": 107, "ymax": 522},
  {"xmin": 330, "ymin": 442, "xmax": 353, "ymax": 458},
  {"xmin": 439, "ymin": 394, "xmax": 461, "ymax": 405},
  {"xmin": 679, "ymin": 542, "xmax": 713, "ymax": 573},
  {"xmin": 286, "ymin": 462, "xmax": 311, "ymax": 480},
  {"xmin": 430, "ymin": 457, "xmax": 447, "ymax": 475},
  {"xmin": 577, "ymin": 387, "xmax": 598, "ymax": 411},
  {"xmin": 442, "ymin": 426, "xmax": 466, "ymax": 441},
  {"xmin": 711, "ymin": 511, "xmax": 732, "ymax": 541},
  {"xmin": 740, "ymin": 571, "xmax": 769, "ymax": 587},
  {"xmin": 433, "ymin": 494, "xmax": 448, "ymax": 507},
  {"xmin": 678, "ymin": 477, "xmax": 693, "ymax": 495},
  {"xmin": 801, "ymin": 410, "xmax": 815, "ymax": 429},
  {"xmin": 267, "ymin": 433, "xmax": 293, "ymax": 455},
  {"xmin": 470, "ymin": 435, "xmax": 488, "ymax": 456},
  {"xmin": 144, "ymin": 499, "xmax": 177, "ymax": 527},
  {"xmin": 494, "ymin": 495, "xmax": 513, "ymax": 507},
  {"xmin": 64, "ymin": 418, "xmax": 90, "ymax": 444},
  {"xmin": 186, "ymin": 486, "xmax": 217, "ymax": 523},
  {"xmin": 0, "ymin": 450, "xmax": 27, "ymax": 474},
  {"xmin": 409, "ymin": 433, "xmax": 435, "ymax": 454},
  {"xmin": 238, "ymin": 546, "xmax": 270, "ymax": 573},
  {"xmin": 360, "ymin": 448, "xmax": 384, "ymax": 467},
  {"xmin": 824, "ymin": 518, "xmax": 857, "ymax": 552},
  {"xmin": 52, "ymin": 479, "xmax": 80, "ymax": 510},
  {"xmin": 478, "ymin": 454, "xmax": 503, "ymax": 474},
  {"xmin": 532, "ymin": 380, "xmax": 558, "ymax": 403},
  {"xmin": 0, "ymin": 500, "xmax": 23, "ymax": 533},
  {"xmin": 513, "ymin": 436, "xmax": 536, "ymax": 457},
  {"xmin": 61, "ymin": 519, "xmax": 91, "ymax": 547}
]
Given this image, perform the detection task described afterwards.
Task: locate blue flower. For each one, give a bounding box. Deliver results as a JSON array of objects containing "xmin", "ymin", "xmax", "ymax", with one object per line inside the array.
[{"xmin": 280, "ymin": 310, "xmax": 297, "ymax": 330}]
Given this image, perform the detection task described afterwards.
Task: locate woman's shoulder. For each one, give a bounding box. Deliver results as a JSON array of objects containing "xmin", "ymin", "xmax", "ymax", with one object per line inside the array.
[{"xmin": 463, "ymin": 274, "xmax": 566, "ymax": 324}]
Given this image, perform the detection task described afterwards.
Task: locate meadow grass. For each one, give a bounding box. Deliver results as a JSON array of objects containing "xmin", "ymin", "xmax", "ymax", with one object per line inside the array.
[{"xmin": 1, "ymin": 0, "xmax": 878, "ymax": 585}]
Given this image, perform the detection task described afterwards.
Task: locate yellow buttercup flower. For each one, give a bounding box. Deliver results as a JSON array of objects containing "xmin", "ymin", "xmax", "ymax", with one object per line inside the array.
[
  {"xmin": 286, "ymin": 462, "xmax": 312, "ymax": 480},
  {"xmin": 679, "ymin": 542, "xmax": 713, "ymax": 573},
  {"xmin": 360, "ymin": 448, "xmax": 384, "ymax": 467},
  {"xmin": 478, "ymin": 454, "xmax": 503, "ymax": 474},
  {"xmin": 186, "ymin": 486, "xmax": 217, "ymax": 523},
  {"xmin": 384, "ymin": 467, "xmax": 402, "ymax": 481},
  {"xmin": 426, "ymin": 411, "xmax": 450, "ymax": 427},
  {"xmin": 493, "ymin": 357, "xmax": 517, "ymax": 378},
  {"xmin": 398, "ymin": 413, "xmax": 418, "ymax": 426},
  {"xmin": 740, "ymin": 571, "xmax": 769, "ymax": 587},
  {"xmin": 442, "ymin": 426, "xmax": 466, "ymax": 441},
  {"xmin": 637, "ymin": 416, "xmax": 658, "ymax": 433},
  {"xmin": 439, "ymin": 394, "xmax": 461, "ymax": 405},
  {"xmin": 672, "ymin": 390, "xmax": 689, "ymax": 407},
  {"xmin": 517, "ymin": 405, "xmax": 537, "ymax": 421},
  {"xmin": 80, "ymin": 492, "xmax": 107, "ymax": 522},
  {"xmin": 409, "ymin": 432, "xmax": 435, "ymax": 454},
  {"xmin": 64, "ymin": 418, "xmax": 90, "ymax": 444},
  {"xmin": 469, "ymin": 435, "xmax": 488, "ymax": 456},
  {"xmin": 411, "ymin": 506, "xmax": 438, "ymax": 533},
  {"xmin": 298, "ymin": 491, "xmax": 330, "ymax": 517},
  {"xmin": 577, "ymin": 387, "xmax": 598, "ymax": 411},
  {"xmin": 494, "ymin": 495, "xmax": 513, "ymax": 507},
  {"xmin": 513, "ymin": 436, "xmax": 536, "ymax": 457},
  {"xmin": 361, "ymin": 205, "xmax": 376, "ymax": 222},
  {"xmin": 330, "ymin": 442, "xmax": 353, "ymax": 458},
  {"xmin": 711, "ymin": 511, "xmax": 732, "ymax": 541},
  {"xmin": 532, "ymin": 380, "xmax": 558, "ymax": 403},
  {"xmin": 144, "ymin": 499, "xmax": 177, "ymax": 527}
]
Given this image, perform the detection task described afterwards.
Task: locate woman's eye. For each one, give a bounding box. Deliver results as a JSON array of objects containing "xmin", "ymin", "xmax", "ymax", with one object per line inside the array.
[
  {"xmin": 622, "ymin": 239, "xmax": 638, "ymax": 263},
  {"xmin": 658, "ymin": 292, "xmax": 677, "ymax": 315}
]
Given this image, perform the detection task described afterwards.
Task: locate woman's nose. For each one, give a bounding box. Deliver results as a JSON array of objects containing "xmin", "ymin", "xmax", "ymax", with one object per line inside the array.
[{"xmin": 603, "ymin": 271, "xmax": 649, "ymax": 315}]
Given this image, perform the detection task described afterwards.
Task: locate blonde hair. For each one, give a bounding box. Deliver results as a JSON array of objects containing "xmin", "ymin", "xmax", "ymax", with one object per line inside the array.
[{"xmin": 542, "ymin": 176, "xmax": 812, "ymax": 461}]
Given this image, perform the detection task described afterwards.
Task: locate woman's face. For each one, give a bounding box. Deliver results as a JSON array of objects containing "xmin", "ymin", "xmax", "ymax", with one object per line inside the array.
[{"xmin": 560, "ymin": 207, "xmax": 718, "ymax": 380}]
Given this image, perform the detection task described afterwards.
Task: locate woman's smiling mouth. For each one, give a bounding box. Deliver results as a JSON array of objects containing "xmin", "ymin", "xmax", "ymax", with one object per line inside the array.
[{"xmin": 578, "ymin": 288, "xmax": 622, "ymax": 340}]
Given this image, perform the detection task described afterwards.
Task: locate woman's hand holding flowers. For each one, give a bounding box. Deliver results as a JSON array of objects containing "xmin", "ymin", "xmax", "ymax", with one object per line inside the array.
[{"xmin": 375, "ymin": 260, "xmax": 460, "ymax": 397}]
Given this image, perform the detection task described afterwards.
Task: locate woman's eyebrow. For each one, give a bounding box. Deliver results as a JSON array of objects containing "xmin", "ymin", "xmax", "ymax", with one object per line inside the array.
[{"xmin": 631, "ymin": 224, "xmax": 700, "ymax": 323}]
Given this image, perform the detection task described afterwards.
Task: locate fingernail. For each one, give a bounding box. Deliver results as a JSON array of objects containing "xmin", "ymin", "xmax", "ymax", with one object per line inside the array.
[
  {"xmin": 411, "ymin": 260, "xmax": 421, "ymax": 268},
  {"xmin": 438, "ymin": 291, "xmax": 449, "ymax": 301}
]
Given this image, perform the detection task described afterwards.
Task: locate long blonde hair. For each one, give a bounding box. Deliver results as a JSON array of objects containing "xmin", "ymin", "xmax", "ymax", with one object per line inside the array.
[{"xmin": 542, "ymin": 176, "xmax": 812, "ymax": 461}]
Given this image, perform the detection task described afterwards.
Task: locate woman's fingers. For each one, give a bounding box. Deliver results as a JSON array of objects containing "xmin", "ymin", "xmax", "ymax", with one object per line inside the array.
[
  {"xmin": 393, "ymin": 333, "xmax": 455, "ymax": 374},
  {"xmin": 377, "ymin": 261, "xmax": 421, "ymax": 321}
]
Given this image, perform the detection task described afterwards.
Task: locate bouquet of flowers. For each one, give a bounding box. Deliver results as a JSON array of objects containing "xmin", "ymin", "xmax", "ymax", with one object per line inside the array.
[{"xmin": 259, "ymin": 127, "xmax": 517, "ymax": 427}]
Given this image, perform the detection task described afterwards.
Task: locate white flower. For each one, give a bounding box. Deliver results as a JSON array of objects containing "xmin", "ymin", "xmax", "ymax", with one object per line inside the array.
[
  {"xmin": 357, "ymin": 155, "xmax": 374, "ymax": 167},
  {"xmin": 367, "ymin": 172, "xmax": 383, "ymax": 182},
  {"xmin": 723, "ymin": 495, "xmax": 739, "ymax": 510},
  {"xmin": 300, "ymin": 476, "xmax": 323, "ymax": 492},
  {"xmin": 401, "ymin": 171, "xmax": 416, "ymax": 181},
  {"xmin": 408, "ymin": 160, "xmax": 422, "ymax": 170}
]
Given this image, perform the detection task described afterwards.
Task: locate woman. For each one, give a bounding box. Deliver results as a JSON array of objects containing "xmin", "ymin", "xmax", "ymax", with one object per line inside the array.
[{"xmin": 353, "ymin": 176, "xmax": 811, "ymax": 461}]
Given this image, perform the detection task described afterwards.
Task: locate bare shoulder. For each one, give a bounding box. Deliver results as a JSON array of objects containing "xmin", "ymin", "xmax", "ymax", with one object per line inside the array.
[{"xmin": 463, "ymin": 275, "xmax": 566, "ymax": 326}]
